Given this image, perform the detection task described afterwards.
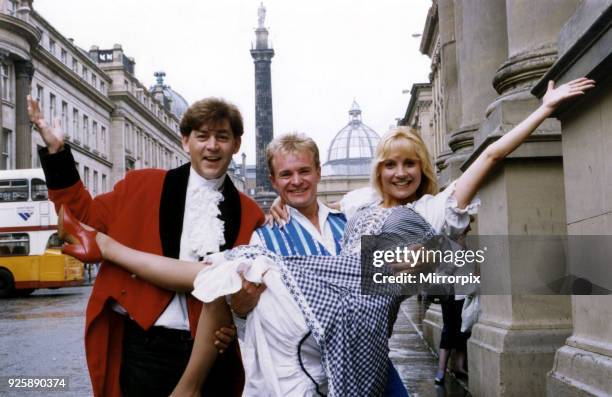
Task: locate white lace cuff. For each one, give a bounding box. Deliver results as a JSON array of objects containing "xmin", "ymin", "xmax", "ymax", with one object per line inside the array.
[{"xmin": 443, "ymin": 181, "xmax": 480, "ymax": 237}]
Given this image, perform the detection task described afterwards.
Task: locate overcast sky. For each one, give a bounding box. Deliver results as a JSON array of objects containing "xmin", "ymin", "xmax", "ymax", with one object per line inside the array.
[{"xmin": 34, "ymin": 0, "xmax": 432, "ymax": 165}]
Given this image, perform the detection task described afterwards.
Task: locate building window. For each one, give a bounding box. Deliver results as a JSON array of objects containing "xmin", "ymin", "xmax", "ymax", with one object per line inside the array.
[
  {"xmin": 81, "ymin": 66, "xmax": 88, "ymax": 81},
  {"xmin": 49, "ymin": 38, "xmax": 56, "ymax": 55},
  {"xmin": 60, "ymin": 48, "xmax": 67, "ymax": 63},
  {"xmin": 83, "ymin": 115, "xmax": 89, "ymax": 147},
  {"xmin": 61, "ymin": 101, "xmax": 68, "ymax": 132},
  {"xmin": 101, "ymin": 126, "xmax": 106, "ymax": 155},
  {"xmin": 36, "ymin": 85, "xmax": 44, "ymax": 110},
  {"xmin": 124, "ymin": 123, "xmax": 131, "ymax": 151},
  {"xmin": 100, "ymin": 81, "xmax": 105, "ymax": 93},
  {"xmin": 92, "ymin": 74, "xmax": 97, "ymax": 87},
  {"xmin": 0, "ymin": 129, "xmax": 11, "ymax": 170},
  {"xmin": 72, "ymin": 57, "xmax": 78, "ymax": 72},
  {"xmin": 93, "ymin": 170, "xmax": 98, "ymax": 196},
  {"xmin": 124, "ymin": 79, "xmax": 129, "ymax": 91},
  {"xmin": 101, "ymin": 174, "xmax": 107, "ymax": 193},
  {"xmin": 83, "ymin": 166, "xmax": 89, "ymax": 189},
  {"xmin": 1, "ymin": 64, "xmax": 10, "ymax": 101},
  {"xmin": 92, "ymin": 121, "xmax": 98, "ymax": 151},
  {"xmin": 49, "ymin": 93, "xmax": 56, "ymax": 121},
  {"xmin": 72, "ymin": 108, "xmax": 79, "ymax": 142}
]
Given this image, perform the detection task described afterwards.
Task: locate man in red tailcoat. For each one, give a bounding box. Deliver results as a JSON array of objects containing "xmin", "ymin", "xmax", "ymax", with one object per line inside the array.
[{"xmin": 28, "ymin": 96, "xmax": 264, "ymax": 396}]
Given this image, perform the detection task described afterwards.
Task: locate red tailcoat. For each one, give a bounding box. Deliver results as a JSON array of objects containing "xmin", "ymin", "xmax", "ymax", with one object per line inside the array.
[{"xmin": 41, "ymin": 146, "xmax": 264, "ymax": 397}]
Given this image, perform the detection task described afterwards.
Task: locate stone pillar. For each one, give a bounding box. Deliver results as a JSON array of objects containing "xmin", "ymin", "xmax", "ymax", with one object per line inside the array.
[
  {"xmin": 446, "ymin": 0, "xmax": 508, "ymax": 181},
  {"xmin": 542, "ymin": 2, "xmax": 612, "ymax": 395},
  {"xmin": 14, "ymin": 59, "xmax": 33, "ymax": 169},
  {"xmin": 491, "ymin": 0, "xmax": 581, "ymax": 106},
  {"xmin": 435, "ymin": 0, "xmax": 461, "ymax": 188},
  {"xmin": 466, "ymin": 1, "xmax": 581, "ymax": 396},
  {"xmin": 109, "ymin": 112, "xmax": 126, "ymax": 185},
  {"xmin": 422, "ymin": 0, "xmax": 460, "ymax": 352}
]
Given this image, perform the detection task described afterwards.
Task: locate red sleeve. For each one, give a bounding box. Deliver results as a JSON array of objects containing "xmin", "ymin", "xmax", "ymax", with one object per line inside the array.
[{"xmin": 40, "ymin": 144, "xmax": 126, "ymax": 234}]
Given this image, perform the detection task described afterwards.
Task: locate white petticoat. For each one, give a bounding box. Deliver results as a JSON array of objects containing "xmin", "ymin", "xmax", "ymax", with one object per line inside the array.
[{"xmin": 192, "ymin": 253, "xmax": 327, "ymax": 397}]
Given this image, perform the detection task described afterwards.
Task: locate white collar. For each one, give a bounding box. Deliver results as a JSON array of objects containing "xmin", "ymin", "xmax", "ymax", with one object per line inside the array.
[
  {"xmin": 188, "ymin": 167, "xmax": 225, "ymax": 192},
  {"xmin": 287, "ymin": 199, "xmax": 339, "ymax": 223}
]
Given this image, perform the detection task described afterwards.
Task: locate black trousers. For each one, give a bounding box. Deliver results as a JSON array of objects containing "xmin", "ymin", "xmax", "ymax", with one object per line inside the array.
[
  {"xmin": 440, "ymin": 298, "xmax": 471, "ymax": 351},
  {"xmin": 120, "ymin": 318, "xmax": 195, "ymax": 397}
]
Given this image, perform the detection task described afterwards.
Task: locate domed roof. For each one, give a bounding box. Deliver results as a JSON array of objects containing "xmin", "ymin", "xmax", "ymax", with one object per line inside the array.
[
  {"xmin": 322, "ymin": 101, "xmax": 380, "ymax": 177},
  {"xmin": 150, "ymin": 71, "xmax": 189, "ymax": 119}
]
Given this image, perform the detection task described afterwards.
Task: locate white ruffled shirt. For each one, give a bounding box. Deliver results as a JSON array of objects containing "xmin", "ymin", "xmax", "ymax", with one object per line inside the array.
[{"xmin": 154, "ymin": 168, "xmax": 225, "ymax": 330}]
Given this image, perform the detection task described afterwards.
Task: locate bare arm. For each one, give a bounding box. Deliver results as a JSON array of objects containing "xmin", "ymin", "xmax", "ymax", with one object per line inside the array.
[
  {"xmin": 453, "ymin": 78, "xmax": 595, "ymax": 209},
  {"xmin": 171, "ymin": 299, "xmax": 233, "ymax": 396},
  {"xmin": 96, "ymin": 233, "xmax": 204, "ymax": 291}
]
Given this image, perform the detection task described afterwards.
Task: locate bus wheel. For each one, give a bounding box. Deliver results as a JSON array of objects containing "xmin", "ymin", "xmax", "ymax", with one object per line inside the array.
[
  {"xmin": 0, "ymin": 269, "xmax": 15, "ymax": 298},
  {"xmin": 14, "ymin": 288, "xmax": 35, "ymax": 297}
]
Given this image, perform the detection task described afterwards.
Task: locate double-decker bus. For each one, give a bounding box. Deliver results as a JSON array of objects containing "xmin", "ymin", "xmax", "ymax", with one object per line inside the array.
[{"xmin": 0, "ymin": 169, "xmax": 84, "ymax": 297}]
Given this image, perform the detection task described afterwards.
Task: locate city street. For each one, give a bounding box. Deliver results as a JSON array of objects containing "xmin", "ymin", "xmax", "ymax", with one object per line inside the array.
[
  {"xmin": 0, "ymin": 288, "xmax": 468, "ymax": 397},
  {"xmin": 0, "ymin": 286, "xmax": 92, "ymax": 396}
]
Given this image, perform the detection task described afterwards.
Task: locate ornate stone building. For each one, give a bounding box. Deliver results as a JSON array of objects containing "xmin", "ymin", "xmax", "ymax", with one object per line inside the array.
[
  {"xmin": 410, "ymin": 1, "xmax": 612, "ymax": 396},
  {"xmin": 399, "ymin": 83, "xmax": 434, "ymax": 161},
  {"xmin": 0, "ymin": 0, "xmax": 189, "ymax": 195},
  {"xmin": 318, "ymin": 101, "xmax": 380, "ymax": 203}
]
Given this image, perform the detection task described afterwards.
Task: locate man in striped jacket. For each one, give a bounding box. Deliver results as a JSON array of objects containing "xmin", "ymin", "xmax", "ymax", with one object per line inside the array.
[{"xmin": 230, "ymin": 132, "xmax": 409, "ymax": 397}]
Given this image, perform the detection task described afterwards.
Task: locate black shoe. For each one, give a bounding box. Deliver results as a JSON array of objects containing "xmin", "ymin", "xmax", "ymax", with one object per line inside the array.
[{"xmin": 434, "ymin": 372, "xmax": 445, "ymax": 385}]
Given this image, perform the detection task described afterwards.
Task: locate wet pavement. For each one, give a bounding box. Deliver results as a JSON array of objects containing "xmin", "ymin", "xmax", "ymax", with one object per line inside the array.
[
  {"xmin": 390, "ymin": 297, "xmax": 470, "ymax": 397},
  {"xmin": 0, "ymin": 287, "xmax": 468, "ymax": 397},
  {"xmin": 0, "ymin": 286, "xmax": 92, "ymax": 396}
]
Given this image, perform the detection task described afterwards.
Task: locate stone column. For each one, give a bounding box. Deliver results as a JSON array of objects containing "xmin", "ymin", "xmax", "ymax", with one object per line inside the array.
[
  {"xmin": 109, "ymin": 111, "xmax": 127, "ymax": 185},
  {"xmin": 422, "ymin": 0, "xmax": 460, "ymax": 353},
  {"xmin": 445, "ymin": 0, "xmax": 508, "ymax": 181},
  {"xmin": 466, "ymin": 1, "xmax": 581, "ymax": 396},
  {"xmin": 14, "ymin": 59, "xmax": 33, "ymax": 169},
  {"xmin": 543, "ymin": 2, "xmax": 612, "ymax": 395},
  {"xmin": 434, "ymin": 0, "xmax": 461, "ymax": 188}
]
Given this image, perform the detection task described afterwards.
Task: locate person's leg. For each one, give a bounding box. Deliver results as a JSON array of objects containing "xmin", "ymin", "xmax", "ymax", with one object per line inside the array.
[
  {"xmin": 96, "ymin": 233, "xmax": 205, "ymax": 291},
  {"xmin": 171, "ymin": 298, "xmax": 232, "ymax": 396},
  {"xmin": 436, "ymin": 299, "xmax": 454, "ymax": 383}
]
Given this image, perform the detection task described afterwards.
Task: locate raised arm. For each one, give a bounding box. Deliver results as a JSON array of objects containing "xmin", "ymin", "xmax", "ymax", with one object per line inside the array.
[{"xmin": 453, "ymin": 78, "xmax": 595, "ymax": 209}]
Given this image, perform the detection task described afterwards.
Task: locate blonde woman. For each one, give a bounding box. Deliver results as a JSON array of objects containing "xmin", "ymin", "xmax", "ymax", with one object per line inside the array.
[{"xmin": 60, "ymin": 78, "xmax": 594, "ymax": 397}]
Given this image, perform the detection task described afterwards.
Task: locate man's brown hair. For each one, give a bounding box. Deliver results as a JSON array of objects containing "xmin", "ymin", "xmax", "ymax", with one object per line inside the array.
[{"xmin": 179, "ymin": 98, "xmax": 244, "ymax": 138}]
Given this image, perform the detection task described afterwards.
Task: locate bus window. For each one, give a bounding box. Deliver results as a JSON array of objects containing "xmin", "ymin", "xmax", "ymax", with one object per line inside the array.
[
  {"xmin": 31, "ymin": 178, "xmax": 49, "ymax": 201},
  {"xmin": 0, "ymin": 233, "xmax": 30, "ymax": 256},
  {"xmin": 0, "ymin": 179, "xmax": 28, "ymax": 202},
  {"xmin": 46, "ymin": 233, "xmax": 63, "ymax": 249}
]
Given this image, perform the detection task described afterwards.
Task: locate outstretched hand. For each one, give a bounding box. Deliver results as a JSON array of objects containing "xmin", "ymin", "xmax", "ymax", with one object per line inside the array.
[
  {"xmin": 543, "ymin": 78, "xmax": 595, "ymax": 110},
  {"xmin": 27, "ymin": 95, "xmax": 65, "ymax": 154}
]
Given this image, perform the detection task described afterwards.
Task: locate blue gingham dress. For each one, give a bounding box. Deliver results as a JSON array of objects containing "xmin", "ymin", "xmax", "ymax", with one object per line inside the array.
[{"xmin": 223, "ymin": 204, "xmax": 436, "ymax": 397}]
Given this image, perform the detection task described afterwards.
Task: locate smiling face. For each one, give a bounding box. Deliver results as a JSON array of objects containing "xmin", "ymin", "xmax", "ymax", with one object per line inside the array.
[
  {"xmin": 377, "ymin": 140, "xmax": 423, "ymax": 207},
  {"xmin": 182, "ymin": 118, "xmax": 241, "ymax": 180},
  {"xmin": 270, "ymin": 150, "xmax": 321, "ymax": 212}
]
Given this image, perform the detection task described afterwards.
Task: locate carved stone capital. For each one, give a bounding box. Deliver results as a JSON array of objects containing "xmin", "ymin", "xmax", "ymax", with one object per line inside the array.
[
  {"xmin": 493, "ymin": 45, "xmax": 557, "ymax": 95},
  {"xmin": 14, "ymin": 59, "xmax": 34, "ymax": 81}
]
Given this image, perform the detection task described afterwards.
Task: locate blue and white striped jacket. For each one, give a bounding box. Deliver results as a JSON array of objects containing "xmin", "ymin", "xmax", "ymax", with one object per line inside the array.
[{"xmin": 254, "ymin": 211, "xmax": 347, "ymax": 256}]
